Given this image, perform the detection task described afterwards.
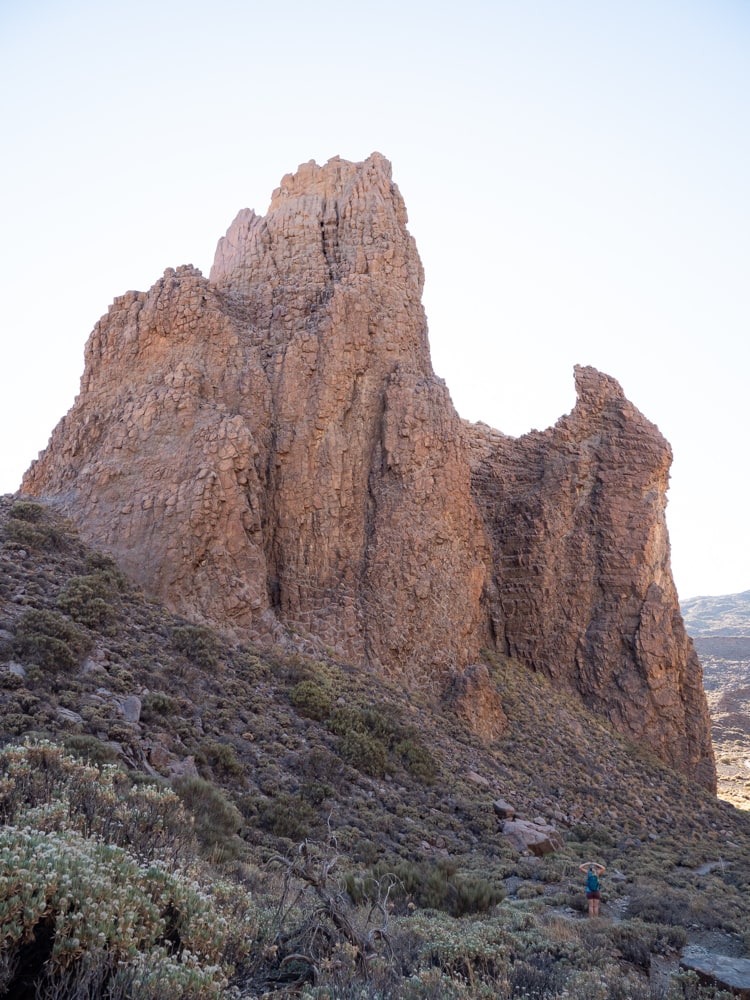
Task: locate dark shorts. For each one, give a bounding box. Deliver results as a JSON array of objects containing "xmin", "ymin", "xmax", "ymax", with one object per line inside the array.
[{"xmin": 586, "ymin": 891, "xmax": 601, "ymax": 900}]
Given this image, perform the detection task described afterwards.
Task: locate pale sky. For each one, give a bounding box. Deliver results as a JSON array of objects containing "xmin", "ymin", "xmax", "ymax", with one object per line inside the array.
[{"xmin": 1, "ymin": 0, "xmax": 748, "ymax": 601}]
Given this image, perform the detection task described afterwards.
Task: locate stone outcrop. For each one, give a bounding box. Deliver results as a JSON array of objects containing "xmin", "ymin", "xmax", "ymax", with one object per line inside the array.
[
  {"xmin": 22, "ymin": 153, "xmax": 715, "ymax": 789},
  {"xmin": 500, "ymin": 818, "xmax": 564, "ymax": 857},
  {"xmin": 681, "ymin": 951, "xmax": 750, "ymax": 998}
]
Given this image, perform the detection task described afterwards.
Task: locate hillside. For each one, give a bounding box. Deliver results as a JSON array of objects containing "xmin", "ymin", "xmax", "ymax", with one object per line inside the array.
[
  {"xmin": 682, "ymin": 591, "xmax": 750, "ymax": 812},
  {"xmin": 1, "ymin": 496, "xmax": 749, "ymax": 998}
]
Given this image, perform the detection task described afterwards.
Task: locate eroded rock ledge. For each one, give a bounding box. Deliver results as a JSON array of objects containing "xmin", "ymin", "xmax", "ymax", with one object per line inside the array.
[{"xmin": 22, "ymin": 153, "xmax": 715, "ymax": 789}]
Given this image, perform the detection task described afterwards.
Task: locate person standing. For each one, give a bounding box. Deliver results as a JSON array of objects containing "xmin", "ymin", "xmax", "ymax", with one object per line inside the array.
[{"xmin": 579, "ymin": 861, "xmax": 605, "ymax": 917}]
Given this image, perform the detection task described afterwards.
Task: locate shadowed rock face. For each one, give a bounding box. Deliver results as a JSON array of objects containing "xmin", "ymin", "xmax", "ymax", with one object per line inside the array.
[{"xmin": 22, "ymin": 153, "xmax": 715, "ymax": 789}]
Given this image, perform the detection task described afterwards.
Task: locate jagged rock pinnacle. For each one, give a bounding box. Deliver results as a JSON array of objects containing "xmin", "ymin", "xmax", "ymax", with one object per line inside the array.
[{"xmin": 22, "ymin": 154, "xmax": 715, "ymax": 789}]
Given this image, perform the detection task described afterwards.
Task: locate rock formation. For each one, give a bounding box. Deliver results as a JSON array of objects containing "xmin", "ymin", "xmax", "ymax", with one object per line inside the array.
[{"xmin": 22, "ymin": 153, "xmax": 716, "ymax": 789}]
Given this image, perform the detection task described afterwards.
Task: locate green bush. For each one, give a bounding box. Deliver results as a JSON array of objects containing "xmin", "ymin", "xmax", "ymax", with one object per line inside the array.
[
  {"xmin": 9, "ymin": 500, "xmax": 45, "ymax": 523},
  {"xmin": 361, "ymin": 859, "xmax": 504, "ymax": 916},
  {"xmin": 339, "ymin": 728, "xmax": 388, "ymax": 777},
  {"xmin": 172, "ymin": 775, "xmax": 242, "ymax": 861},
  {"xmin": 141, "ymin": 691, "xmax": 179, "ymax": 721},
  {"xmin": 290, "ymin": 679, "xmax": 332, "ymax": 721},
  {"xmin": 0, "ymin": 744, "xmax": 237, "ymax": 996},
  {"xmin": 395, "ymin": 737, "xmax": 437, "ymax": 783},
  {"xmin": 202, "ymin": 740, "xmax": 244, "ymax": 778},
  {"xmin": 171, "ymin": 625, "xmax": 220, "ymax": 669},
  {"xmin": 56, "ymin": 572, "xmax": 117, "ymax": 628},
  {"xmin": 13, "ymin": 609, "xmax": 92, "ymax": 671},
  {"xmin": 0, "ymin": 741, "xmax": 194, "ymax": 862},
  {"xmin": 326, "ymin": 704, "xmax": 436, "ymax": 782},
  {"xmin": 256, "ymin": 792, "xmax": 316, "ymax": 841},
  {"xmin": 84, "ymin": 550, "xmax": 127, "ymax": 589},
  {"xmin": 62, "ymin": 735, "xmax": 120, "ymax": 767},
  {"xmin": 5, "ymin": 501, "xmax": 67, "ymax": 551}
]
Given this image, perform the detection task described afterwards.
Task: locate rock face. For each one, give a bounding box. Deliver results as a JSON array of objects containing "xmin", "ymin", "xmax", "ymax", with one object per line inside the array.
[{"xmin": 22, "ymin": 153, "xmax": 715, "ymax": 789}]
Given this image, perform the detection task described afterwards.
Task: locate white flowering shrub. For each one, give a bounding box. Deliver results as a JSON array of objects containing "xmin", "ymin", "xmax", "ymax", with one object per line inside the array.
[
  {"xmin": 0, "ymin": 741, "xmax": 258, "ymax": 998},
  {"xmin": 0, "ymin": 740, "xmax": 194, "ymax": 862},
  {"xmin": 0, "ymin": 825, "xmax": 227, "ymax": 998}
]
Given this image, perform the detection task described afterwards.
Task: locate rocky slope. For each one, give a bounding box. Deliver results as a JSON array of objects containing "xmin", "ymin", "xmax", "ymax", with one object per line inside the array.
[
  {"xmin": 22, "ymin": 153, "xmax": 714, "ymax": 789},
  {"xmin": 1, "ymin": 497, "xmax": 749, "ymax": 1000}
]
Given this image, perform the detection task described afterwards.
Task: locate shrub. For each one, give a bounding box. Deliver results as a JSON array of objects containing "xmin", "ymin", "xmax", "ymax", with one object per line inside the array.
[
  {"xmin": 85, "ymin": 550, "xmax": 127, "ymax": 589},
  {"xmin": 626, "ymin": 886, "xmax": 713, "ymax": 930},
  {"xmin": 56, "ymin": 572, "xmax": 117, "ymax": 628},
  {"xmin": 290, "ymin": 679, "xmax": 332, "ymax": 721},
  {"xmin": 0, "ymin": 741, "xmax": 194, "ymax": 863},
  {"xmin": 363, "ymin": 859, "xmax": 504, "ymax": 917},
  {"xmin": 13, "ymin": 609, "xmax": 91, "ymax": 671},
  {"xmin": 202, "ymin": 740, "xmax": 244, "ymax": 778},
  {"xmin": 5, "ymin": 502, "xmax": 67, "ymax": 551},
  {"xmin": 395, "ymin": 737, "xmax": 437, "ymax": 783},
  {"xmin": 256, "ymin": 792, "xmax": 316, "ymax": 841},
  {"xmin": 171, "ymin": 625, "xmax": 220, "ymax": 669},
  {"xmin": 508, "ymin": 953, "xmax": 566, "ymax": 997},
  {"xmin": 172, "ymin": 775, "xmax": 242, "ymax": 861},
  {"xmin": 9, "ymin": 500, "xmax": 45, "ymax": 523},
  {"xmin": 0, "ymin": 825, "xmax": 228, "ymax": 999},
  {"xmin": 326, "ymin": 704, "xmax": 435, "ymax": 782},
  {"xmin": 62, "ymin": 735, "xmax": 120, "ymax": 767},
  {"xmin": 339, "ymin": 728, "xmax": 388, "ymax": 777}
]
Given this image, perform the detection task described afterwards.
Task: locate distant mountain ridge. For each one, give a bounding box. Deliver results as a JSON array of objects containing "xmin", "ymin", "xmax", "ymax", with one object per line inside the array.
[{"xmin": 681, "ymin": 590, "xmax": 750, "ymax": 637}]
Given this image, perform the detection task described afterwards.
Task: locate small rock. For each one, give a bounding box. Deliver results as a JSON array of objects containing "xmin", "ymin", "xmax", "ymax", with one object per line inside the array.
[
  {"xmin": 168, "ymin": 756, "xmax": 198, "ymax": 779},
  {"xmin": 5, "ymin": 661, "xmax": 27, "ymax": 678},
  {"xmin": 57, "ymin": 707, "xmax": 83, "ymax": 725},
  {"xmin": 493, "ymin": 798, "xmax": 516, "ymax": 820},
  {"xmin": 467, "ymin": 770, "xmax": 490, "ymax": 787},
  {"xmin": 146, "ymin": 744, "xmax": 172, "ymax": 773},
  {"xmin": 118, "ymin": 695, "xmax": 142, "ymax": 723}
]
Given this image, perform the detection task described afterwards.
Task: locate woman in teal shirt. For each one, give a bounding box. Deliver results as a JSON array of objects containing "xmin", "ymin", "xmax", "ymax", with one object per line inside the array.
[{"xmin": 579, "ymin": 861, "xmax": 605, "ymax": 917}]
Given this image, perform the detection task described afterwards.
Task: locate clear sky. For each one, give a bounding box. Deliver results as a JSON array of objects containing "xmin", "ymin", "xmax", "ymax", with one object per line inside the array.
[{"xmin": 1, "ymin": 0, "xmax": 748, "ymax": 601}]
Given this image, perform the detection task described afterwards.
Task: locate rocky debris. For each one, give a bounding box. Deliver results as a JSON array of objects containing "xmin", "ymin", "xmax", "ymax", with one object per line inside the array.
[
  {"xmin": 501, "ymin": 817, "xmax": 564, "ymax": 856},
  {"xmin": 680, "ymin": 950, "xmax": 750, "ymax": 998},
  {"xmin": 22, "ymin": 153, "xmax": 715, "ymax": 789},
  {"xmin": 493, "ymin": 798, "xmax": 516, "ymax": 820}
]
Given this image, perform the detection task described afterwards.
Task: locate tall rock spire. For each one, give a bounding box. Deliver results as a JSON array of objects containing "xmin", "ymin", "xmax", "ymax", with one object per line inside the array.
[{"xmin": 22, "ymin": 154, "xmax": 715, "ymax": 789}]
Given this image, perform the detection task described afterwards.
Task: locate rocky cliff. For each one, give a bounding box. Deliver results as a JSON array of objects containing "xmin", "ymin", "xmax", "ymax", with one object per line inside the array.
[{"xmin": 22, "ymin": 153, "xmax": 715, "ymax": 789}]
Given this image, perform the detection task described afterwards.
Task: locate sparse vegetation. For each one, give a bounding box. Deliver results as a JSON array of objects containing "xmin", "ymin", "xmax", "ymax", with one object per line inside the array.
[{"xmin": 1, "ymin": 496, "xmax": 749, "ymax": 998}]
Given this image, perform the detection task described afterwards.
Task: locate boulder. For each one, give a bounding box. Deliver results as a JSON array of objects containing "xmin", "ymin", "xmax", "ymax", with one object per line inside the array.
[
  {"xmin": 501, "ymin": 818, "xmax": 564, "ymax": 856},
  {"xmin": 118, "ymin": 695, "xmax": 142, "ymax": 723},
  {"xmin": 56, "ymin": 707, "xmax": 83, "ymax": 726},
  {"xmin": 493, "ymin": 798, "xmax": 516, "ymax": 820},
  {"xmin": 681, "ymin": 950, "xmax": 750, "ymax": 998}
]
